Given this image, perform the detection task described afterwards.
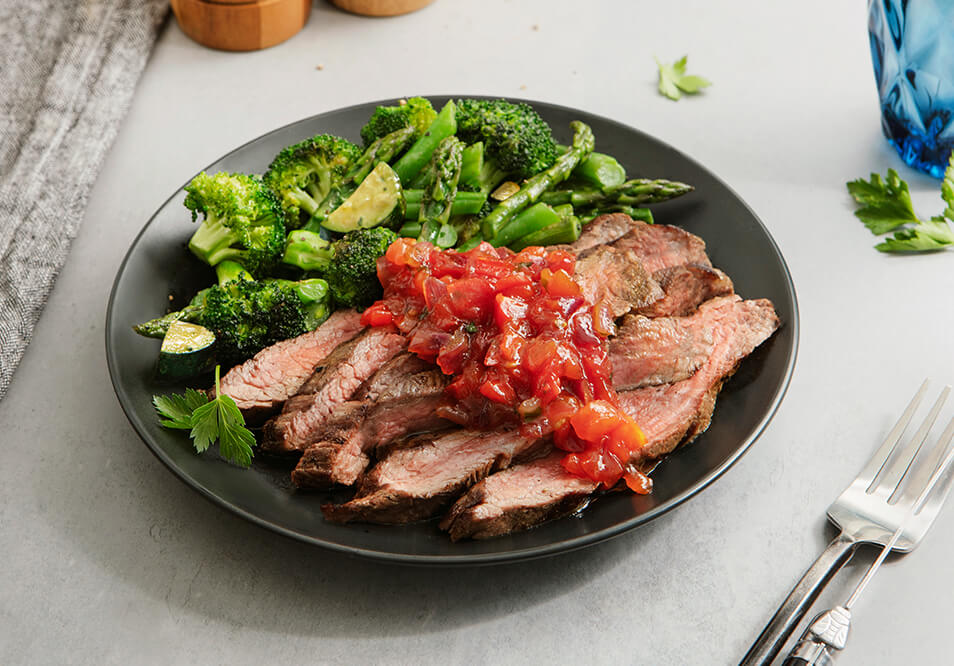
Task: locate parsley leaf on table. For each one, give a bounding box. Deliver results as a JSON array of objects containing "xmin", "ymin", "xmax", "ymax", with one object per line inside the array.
[
  {"xmin": 655, "ymin": 56, "xmax": 711, "ymax": 101},
  {"xmin": 846, "ymin": 169, "xmax": 919, "ymax": 234},
  {"xmin": 153, "ymin": 366, "xmax": 256, "ymax": 467},
  {"xmin": 847, "ymin": 153, "xmax": 954, "ymax": 253}
]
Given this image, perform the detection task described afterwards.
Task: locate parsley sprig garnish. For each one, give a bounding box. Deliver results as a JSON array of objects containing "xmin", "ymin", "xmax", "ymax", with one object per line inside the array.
[
  {"xmin": 847, "ymin": 152, "xmax": 954, "ymax": 252},
  {"xmin": 655, "ymin": 56, "xmax": 711, "ymax": 101},
  {"xmin": 153, "ymin": 365, "xmax": 256, "ymax": 467}
]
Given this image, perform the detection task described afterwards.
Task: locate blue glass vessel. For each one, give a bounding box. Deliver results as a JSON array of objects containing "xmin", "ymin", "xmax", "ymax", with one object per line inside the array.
[{"xmin": 869, "ymin": 0, "xmax": 954, "ymax": 178}]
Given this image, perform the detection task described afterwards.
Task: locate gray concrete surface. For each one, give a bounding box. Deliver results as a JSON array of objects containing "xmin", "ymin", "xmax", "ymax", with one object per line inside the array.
[{"xmin": 2, "ymin": 1, "xmax": 954, "ymax": 664}]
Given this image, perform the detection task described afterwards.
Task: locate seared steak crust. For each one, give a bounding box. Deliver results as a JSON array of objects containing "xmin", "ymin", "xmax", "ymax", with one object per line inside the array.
[{"xmin": 218, "ymin": 310, "xmax": 364, "ymax": 422}]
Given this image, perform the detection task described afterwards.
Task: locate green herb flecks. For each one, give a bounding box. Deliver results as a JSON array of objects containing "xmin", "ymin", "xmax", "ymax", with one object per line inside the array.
[{"xmin": 655, "ymin": 56, "xmax": 711, "ymax": 101}]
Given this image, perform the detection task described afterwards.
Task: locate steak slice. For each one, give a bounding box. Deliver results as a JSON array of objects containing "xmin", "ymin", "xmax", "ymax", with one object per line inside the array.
[
  {"xmin": 634, "ymin": 264, "xmax": 734, "ymax": 318},
  {"xmin": 218, "ymin": 310, "xmax": 364, "ymax": 422},
  {"xmin": 292, "ymin": 357, "xmax": 451, "ymax": 488},
  {"xmin": 441, "ymin": 296, "xmax": 780, "ymax": 540},
  {"xmin": 321, "ymin": 429, "xmax": 546, "ymax": 525},
  {"xmin": 261, "ymin": 328, "xmax": 407, "ymax": 454},
  {"xmin": 610, "ymin": 295, "xmax": 746, "ymax": 390},
  {"xmin": 611, "ymin": 222, "xmax": 711, "ymax": 273},
  {"xmin": 558, "ymin": 213, "xmax": 638, "ymax": 254},
  {"xmin": 440, "ymin": 452, "xmax": 594, "ymax": 541},
  {"xmin": 574, "ymin": 245, "xmax": 664, "ymax": 317}
]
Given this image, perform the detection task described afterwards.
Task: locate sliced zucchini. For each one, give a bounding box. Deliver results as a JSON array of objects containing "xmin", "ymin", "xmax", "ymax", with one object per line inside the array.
[
  {"xmin": 322, "ymin": 162, "xmax": 403, "ymax": 233},
  {"xmin": 158, "ymin": 321, "xmax": 216, "ymax": 378}
]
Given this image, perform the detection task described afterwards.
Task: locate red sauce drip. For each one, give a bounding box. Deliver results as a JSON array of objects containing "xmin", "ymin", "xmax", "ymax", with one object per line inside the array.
[{"xmin": 362, "ymin": 239, "xmax": 651, "ymax": 492}]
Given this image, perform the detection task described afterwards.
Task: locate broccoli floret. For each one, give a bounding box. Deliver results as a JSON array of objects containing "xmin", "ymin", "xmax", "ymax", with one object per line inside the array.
[
  {"xmin": 455, "ymin": 99, "xmax": 558, "ymax": 180},
  {"xmin": 263, "ymin": 134, "xmax": 362, "ymax": 229},
  {"xmin": 282, "ymin": 227, "xmax": 396, "ymax": 308},
  {"xmin": 202, "ymin": 276, "xmax": 330, "ymax": 363},
  {"xmin": 134, "ymin": 260, "xmax": 331, "ymax": 364},
  {"xmin": 326, "ymin": 227, "xmax": 397, "ymax": 307},
  {"xmin": 184, "ymin": 172, "xmax": 286, "ymax": 278},
  {"xmin": 360, "ymin": 97, "xmax": 437, "ymax": 147}
]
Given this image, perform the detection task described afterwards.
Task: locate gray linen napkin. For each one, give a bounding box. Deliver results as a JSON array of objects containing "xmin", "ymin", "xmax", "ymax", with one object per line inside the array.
[{"xmin": 0, "ymin": 0, "xmax": 169, "ymax": 400}]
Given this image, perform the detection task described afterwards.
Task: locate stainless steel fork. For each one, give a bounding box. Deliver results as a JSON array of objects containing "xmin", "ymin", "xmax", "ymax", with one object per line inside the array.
[{"xmin": 741, "ymin": 380, "xmax": 954, "ymax": 665}]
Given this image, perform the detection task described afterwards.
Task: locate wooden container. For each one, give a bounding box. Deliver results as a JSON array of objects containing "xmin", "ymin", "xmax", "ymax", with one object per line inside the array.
[
  {"xmin": 330, "ymin": 0, "xmax": 435, "ymax": 17},
  {"xmin": 170, "ymin": 0, "xmax": 311, "ymax": 52}
]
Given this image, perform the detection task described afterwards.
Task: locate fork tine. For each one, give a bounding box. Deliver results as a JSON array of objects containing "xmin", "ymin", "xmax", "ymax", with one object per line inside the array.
[
  {"xmin": 910, "ymin": 416, "xmax": 954, "ymax": 514},
  {"xmin": 876, "ymin": 385, "xmax": 950, "ymax": 499},
  {"xmin": 861, "ymin": 379, "xmax": 929, "ymax": 490}
]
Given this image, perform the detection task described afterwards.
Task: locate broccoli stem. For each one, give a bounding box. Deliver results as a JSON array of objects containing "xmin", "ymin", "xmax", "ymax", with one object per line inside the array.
[
  {"xmin": 392, "ymin": 100, "xmax": 458, "ymax": 184},
  {"xmin": 481, "ymin": 121, "xmax": 595, "ymax": 240},
  {"xmin": 282, "ymin": 229, "xmax": 334, "ymax": 272},
  {"xmin": 541, "ymin": 178, "xmax": 693, "ymax": 208},
  {"xmin": 489, "ymin": 202, "xmax": 562, "ymax": 248},
  {"xmin": 509, "ymin": 211, "xmax": 582, "ymax": 251},
  {"xmin": 188, "ymin": 214, "xmax": 241, "ymax": 266},
  {"xmin": 215, "ymin": 260, "xmax": 250, "ymax": 284},
  {"xmin": 557, "ymin": 146, "xmax": 627, "ymax": 189},
  {"xmin": 287, "ymin": 188, "xmax": 322, "ymax": 216}
]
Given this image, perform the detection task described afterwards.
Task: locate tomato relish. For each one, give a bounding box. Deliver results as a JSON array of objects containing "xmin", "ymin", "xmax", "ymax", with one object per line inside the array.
[{"xmin": 362, "ymin": 238, "xmax": 652, "ymax": 493}]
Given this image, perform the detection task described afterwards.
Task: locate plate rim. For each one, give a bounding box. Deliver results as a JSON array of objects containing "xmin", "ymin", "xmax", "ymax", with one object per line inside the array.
[{"xmin": 105, "ymin": 96, "xmax": 799, "ymax": 565}]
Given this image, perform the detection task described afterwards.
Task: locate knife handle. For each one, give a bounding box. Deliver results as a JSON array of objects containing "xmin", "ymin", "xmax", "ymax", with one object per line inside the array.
[{"xmin": 740, "ymin": 532, "xmax": 857, "ymax": 666}]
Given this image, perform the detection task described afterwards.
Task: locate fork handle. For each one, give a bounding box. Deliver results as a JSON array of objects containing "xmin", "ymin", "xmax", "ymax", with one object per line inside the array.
[{"xmin": 740, "ymin": 532, "xmax": 857, "ymax": 666}]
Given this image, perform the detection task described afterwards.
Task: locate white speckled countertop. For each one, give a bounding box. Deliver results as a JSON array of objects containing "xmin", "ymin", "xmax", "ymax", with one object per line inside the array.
[{"xmin": 3, "ymin": 1, "xmax": 954, "ymax": 663}]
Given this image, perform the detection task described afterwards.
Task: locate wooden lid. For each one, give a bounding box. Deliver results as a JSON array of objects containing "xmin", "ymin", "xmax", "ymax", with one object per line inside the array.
[
  {"xmin": 170, "ymin": 0, "xmax": 311, "ymax": 52},
  {"xmin": 330, "ymin": 0, "xmax": 435, "ymax": 17}
]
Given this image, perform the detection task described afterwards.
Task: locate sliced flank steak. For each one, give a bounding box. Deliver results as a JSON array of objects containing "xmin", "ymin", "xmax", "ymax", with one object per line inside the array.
[
  {"xmin": 574, "ymin": 245, "xmax": 664, "ymax": 317},
  {"xmin": 291, "ymin": 356, "xmax": 451, "ymax": 488},
  {"xmin": 261, "ymin": 328, "xmax": 407, "ymax": 454},
  {"xmin": 441, "ymin": 295, "xmax": 780, "ymax": 540},
  {"xmin": 611, "ymin": 221, "xmax": 711, "ymax": 274},
  {"xmin": 634, "ymin": 263, "xmax": 734, "ymax": 319},
  {"xmin": 560, "ymin": 213, "xmax": 640, "ymax": 255},
  {"xmin": 321, "ymin": 428, "xmax": 547, "ymax": 525},
  {"xmin": 217, "ymin": 309, "xmax": 364, "ymax": 422},
  {"xmin": 610, "ymin": 295, "xmax": 749, "ymax": 390}
]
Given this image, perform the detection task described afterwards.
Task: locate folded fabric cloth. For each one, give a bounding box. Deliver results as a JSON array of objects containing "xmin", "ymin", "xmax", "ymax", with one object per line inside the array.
[{"xmin": 0, "ymin": 0, "xmax": 169, "ymax": 400}]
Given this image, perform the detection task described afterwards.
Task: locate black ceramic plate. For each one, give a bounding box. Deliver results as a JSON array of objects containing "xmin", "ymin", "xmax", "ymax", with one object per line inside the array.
[{"xmin": 106, "ymin": 97, "xmax": 798, "ymax": 565}]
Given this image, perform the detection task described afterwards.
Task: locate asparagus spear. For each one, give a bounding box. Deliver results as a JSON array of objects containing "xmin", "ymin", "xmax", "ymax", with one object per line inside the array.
[
  {"xmin": 403, "ymin": 190, "xmax": 486, "ymax": 219},
  {"xmin": 509, "ymin": 212, "xmax": 581, "ymax": 251},
  {"xmin": 541, "ymin": 178, "xmax": 693, "ymax": 208},
  {"xmin": 480, "ymin": 121, "xmax": 595, "ymax": 240},
  {"xmin": 417, "ymin": 136, "xmax": 464, "ymax": 248},
  {"xmin": 578, "ymin": 205, "xmax": 654, "ymax": 225}
]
